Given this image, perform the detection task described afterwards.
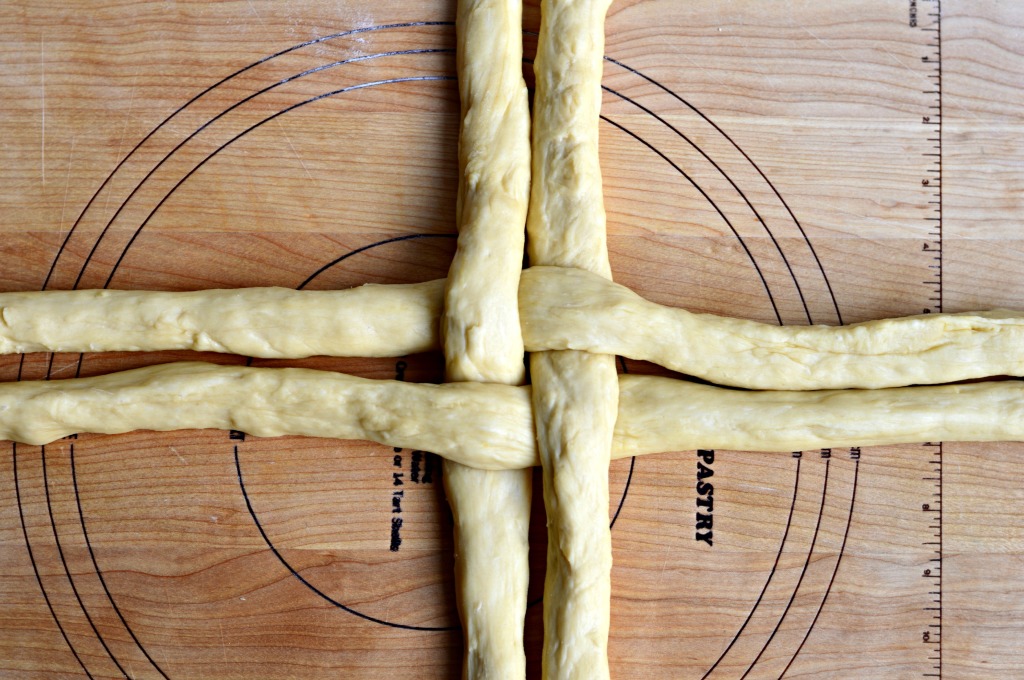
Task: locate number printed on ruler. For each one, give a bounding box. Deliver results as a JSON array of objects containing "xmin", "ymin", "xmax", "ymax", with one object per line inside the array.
[
  {"xmin": 917, "ymin": 3, "xmax": 944, "ymax": 678},
  {"xmin": 920, "ymin": 0, "xmax": 943, "ymax": 315}
]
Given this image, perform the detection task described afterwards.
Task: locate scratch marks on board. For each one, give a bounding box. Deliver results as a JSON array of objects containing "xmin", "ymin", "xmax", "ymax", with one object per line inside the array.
[
  {"xmin": 114, "ymin": 69, "xmax": 139, "ymax": 169},
  {"xmin": 57, "ymin": 135, "xmax": 77, "ymax": 241},
  {"xmin": 170, "ymin": 446, "xmax": 187, "ymax": 465},
  {"xmin": 276, "ymin": 119, "xmax": 316, "ymax": 183},
  {"xmin": 799, "ymin": 25, "xmax": 860, "ymax": 79},
  {"xmin": 246, "ymin": 0, "xmax": 268, "ymax": 29}
]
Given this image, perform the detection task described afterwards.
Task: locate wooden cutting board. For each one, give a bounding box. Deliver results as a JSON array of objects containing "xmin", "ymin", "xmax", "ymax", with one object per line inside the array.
[{"xmin": 2, "ymin": 1, "xmax": 1023, "ymax": 677}]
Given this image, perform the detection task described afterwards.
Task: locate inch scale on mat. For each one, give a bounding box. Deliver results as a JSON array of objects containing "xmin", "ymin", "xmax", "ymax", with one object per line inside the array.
[{"xmin": 917, "ymin": 0, "xmax": 943, "ymax": 677}]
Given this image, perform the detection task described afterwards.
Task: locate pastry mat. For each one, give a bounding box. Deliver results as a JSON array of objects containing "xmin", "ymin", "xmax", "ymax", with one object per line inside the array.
[{"xmin": 1, "ymin": 0, "xmax": 1022, "ymax": 677}]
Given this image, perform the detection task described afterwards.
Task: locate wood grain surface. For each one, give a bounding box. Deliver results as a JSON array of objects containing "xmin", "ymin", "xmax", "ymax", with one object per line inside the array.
[{"xmin": 1, "ymin": 1, "xmax": 1023, "ymax": 678}]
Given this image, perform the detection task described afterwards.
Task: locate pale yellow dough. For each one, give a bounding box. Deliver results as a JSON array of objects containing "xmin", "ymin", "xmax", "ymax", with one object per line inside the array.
[
  {"xmin": 526, "ymin": 1, "xmax": 617, "ymax": 678},
  {"xmin": 0, "ymin": 362, "xmax": 533, "ymax": 464},
  {"xmin": 9, "ymin": 268, "xmax": 1024, "ymax": 396},
  {"xmin": 0, "ymin": 283, "xmax": 443, "ymax": 358},
  {"xmin": 6, "ymin": 361, "xmax": 1024, "ymax": 468},
  {"xmin": 521, "ymin": 266, "xmax": 1024, "ymax": 390},
  {"xmin": 441, "ymin": 0, "xmax": 533, "ymax": 678},
  {"xmin": 613, "ymin": 375, "xmax": 1024, "ymax": 456}
]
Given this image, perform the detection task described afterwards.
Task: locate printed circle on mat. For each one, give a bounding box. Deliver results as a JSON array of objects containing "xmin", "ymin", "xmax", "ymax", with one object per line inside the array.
[{"xmin": 11, "ymin": 20, "xmax": 855, "ymax": 679}]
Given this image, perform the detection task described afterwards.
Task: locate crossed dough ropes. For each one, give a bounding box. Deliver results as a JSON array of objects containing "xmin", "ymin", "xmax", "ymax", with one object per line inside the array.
[{"xmin": 2, "ymin": 0, "xmax": 1024, "ymax": 676}]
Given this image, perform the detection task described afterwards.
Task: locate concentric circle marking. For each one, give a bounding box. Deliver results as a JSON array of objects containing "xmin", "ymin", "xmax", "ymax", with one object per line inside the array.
[{"xmin": 16, "ymin": 20, "xmax": 858, "ymax": 677}]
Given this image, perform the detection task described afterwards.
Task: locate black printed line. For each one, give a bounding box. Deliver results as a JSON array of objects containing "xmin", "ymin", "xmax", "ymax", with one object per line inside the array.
[
  {"xmin": 601, "ymin": 84, "xmax": 812, "ymax": 324},
  {"xmin": 780, "ymin": 458, "xmax": 860, "ymax": 678},
  {"xmin": 299, "ymin": 233, "xmax": 457, "ymax": 289},
  {"xmin": 73, "ymin": 48, "xmax": 452, "ymax": 291},
  {"xmin": 235, "ymin": 445, "xmax": 457, "ymax": 632},
  {"xmin": 740, "ymin": 458, "xmax": 832, "ymax": 679},
  {"xmin": 13, "ymin": 443, "xmax": 95, "ymax": 679},
  {"xmin": 70, "ymin": 444, "xmax": 171, "ymax": 678},
  {"xmin": 42, "ymin": 445, "xmax": 129, "ymax": 677},
  {"xmin": 599, "ymin": 114, "xmax": 782, "ymax": 326},
  {"xmin": 41, "ymin": 21, "xmax": 453, "ymax": 292},
  {"xmin": 61, "ymin": 72, "xmax": 455, "ymax": 383},
  {"xmin": 609, "ymin": 456, "xmax": 636, "ymax": 530},
  {"xmin": 603, "ymin": 55, "xmax": 843, "ymax": 325},
  {"xmin": 609, "ymin": 355, "xmax": 636, "ymax": 531},
  {"xmin": 700, "ymin": 455, "xmax": 802, "ymax": 679},
  {"xmin": 102, "ymin": 75, "xmax": 456, "ymax": 290},
  {"xmin": 523, "ymin": 55, "xmax": 791, "ymax": 324}
]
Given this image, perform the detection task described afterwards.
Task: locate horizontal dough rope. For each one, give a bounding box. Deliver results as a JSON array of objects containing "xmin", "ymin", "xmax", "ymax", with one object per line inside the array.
[
  {"xmin": 6, "ymin": 268, "xmax": 1024, "ymax": 392},
  {"xmin": 0, "ymin": 362, "xmax": 535, "ymax": 466},
  {"xmin": 0, "ymin": 281, "xmax": 444, "ymax": 358},
  {"xmin": 520, "ymin": 266, "xmax": 1024, "ymax": 390},
  {"xmin": 615, "ymin": 375, "xmax": 1024, "ymax": 455},
  {"xmin": 4, "ymin": 361, "xmax": 1024, "ymax": 464}
]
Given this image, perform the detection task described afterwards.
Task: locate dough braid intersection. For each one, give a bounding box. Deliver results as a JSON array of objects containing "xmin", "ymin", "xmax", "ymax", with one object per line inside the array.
[{"xmin": 3, "ymin": 2, "xmax": 1024, "ymax": 679}]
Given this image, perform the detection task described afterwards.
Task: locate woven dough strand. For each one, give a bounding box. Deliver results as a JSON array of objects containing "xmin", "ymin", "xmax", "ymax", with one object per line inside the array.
[
  {"xmin": 440, "ymin": 0, "xmax": 533, "ymax": 677},
  {"xmin": 7, "ymin": 362, "xmax": 1024, "ymax": 470},
  {"xmin": 520, "ymin": 266, "xmax": 1024, "ymax": 390},
  {"xmin": 526, "ymin": 1, "xmax": 618, "ymax": 678},
  {"xmin": 8, "ymin": 267, "xmax": 1024, "ymax": 392}
]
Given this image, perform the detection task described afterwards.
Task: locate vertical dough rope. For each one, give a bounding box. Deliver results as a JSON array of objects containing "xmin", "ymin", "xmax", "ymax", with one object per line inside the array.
[
  {"xmin": 527, "ymin": 1, "xmax": 618, "ymax": 678},
  {"xmin": 440, "ymin": 1, "xmax": 533, "ymax": 677}
]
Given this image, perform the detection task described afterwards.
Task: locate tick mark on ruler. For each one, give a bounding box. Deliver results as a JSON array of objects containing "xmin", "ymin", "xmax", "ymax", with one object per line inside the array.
[{"xmin": 916, "ymin": 2, "xmax": 944, "ymax": 676}]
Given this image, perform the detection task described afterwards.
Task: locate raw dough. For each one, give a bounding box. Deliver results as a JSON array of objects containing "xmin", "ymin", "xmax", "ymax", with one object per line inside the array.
[
  {"xmin": 7, "ymin": 361, "xmax": 1024, "ymax": 470},
  {"xmin": 0, "ymin": 362, "xmax": 535, "ymax": 466},
  {"xmin": 526, "ymin": 1, "xmax": 617, "ymax": 678},
  {"xmin": 0, "ymin": 282, "xmax": 443, "ymax": 358},
  {"xmin": 9, "ymin": 267, "xmax": 1024, "ymax": 394},
  {"xmin": 614, "ymin": 374, "xmax": 1024, "ymax": 455},
  {"xmin": 443, "ymin": 0, "xmax": 531, "ymax": 388},
  {"xmin": 440, "ymin": 1, "xmax": 533, "ymax": 678},
  {"xmin": 521, "ymin": 265, "xmax": 1024, "ymax": 389}
]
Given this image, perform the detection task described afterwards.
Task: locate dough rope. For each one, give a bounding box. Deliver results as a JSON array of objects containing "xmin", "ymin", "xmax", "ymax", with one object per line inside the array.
[
  {"xmin": 525, "ymin": 1, "xmax": 618, "ymax": 678},
  {"xmin": 0, "ymin": 282, "xmax": 444, "ymax": 358},
  {"xmin": 6, "ymin": 361, "xmax": 1024, "ymax": 467},
  {"xmin": 6, "ymin": 267, "xmax": 1024, "ymax": 391},
  {"xmin": 0, "ymin": 362, "xmax": 537, "ymax": 464},
  {"xmin": 520, "ymin": 266, "xmax": 1024, "ymax": 390},
  {"xmin": 440, "ymin": 1, "xmax": 533, "ymax": 678}
]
